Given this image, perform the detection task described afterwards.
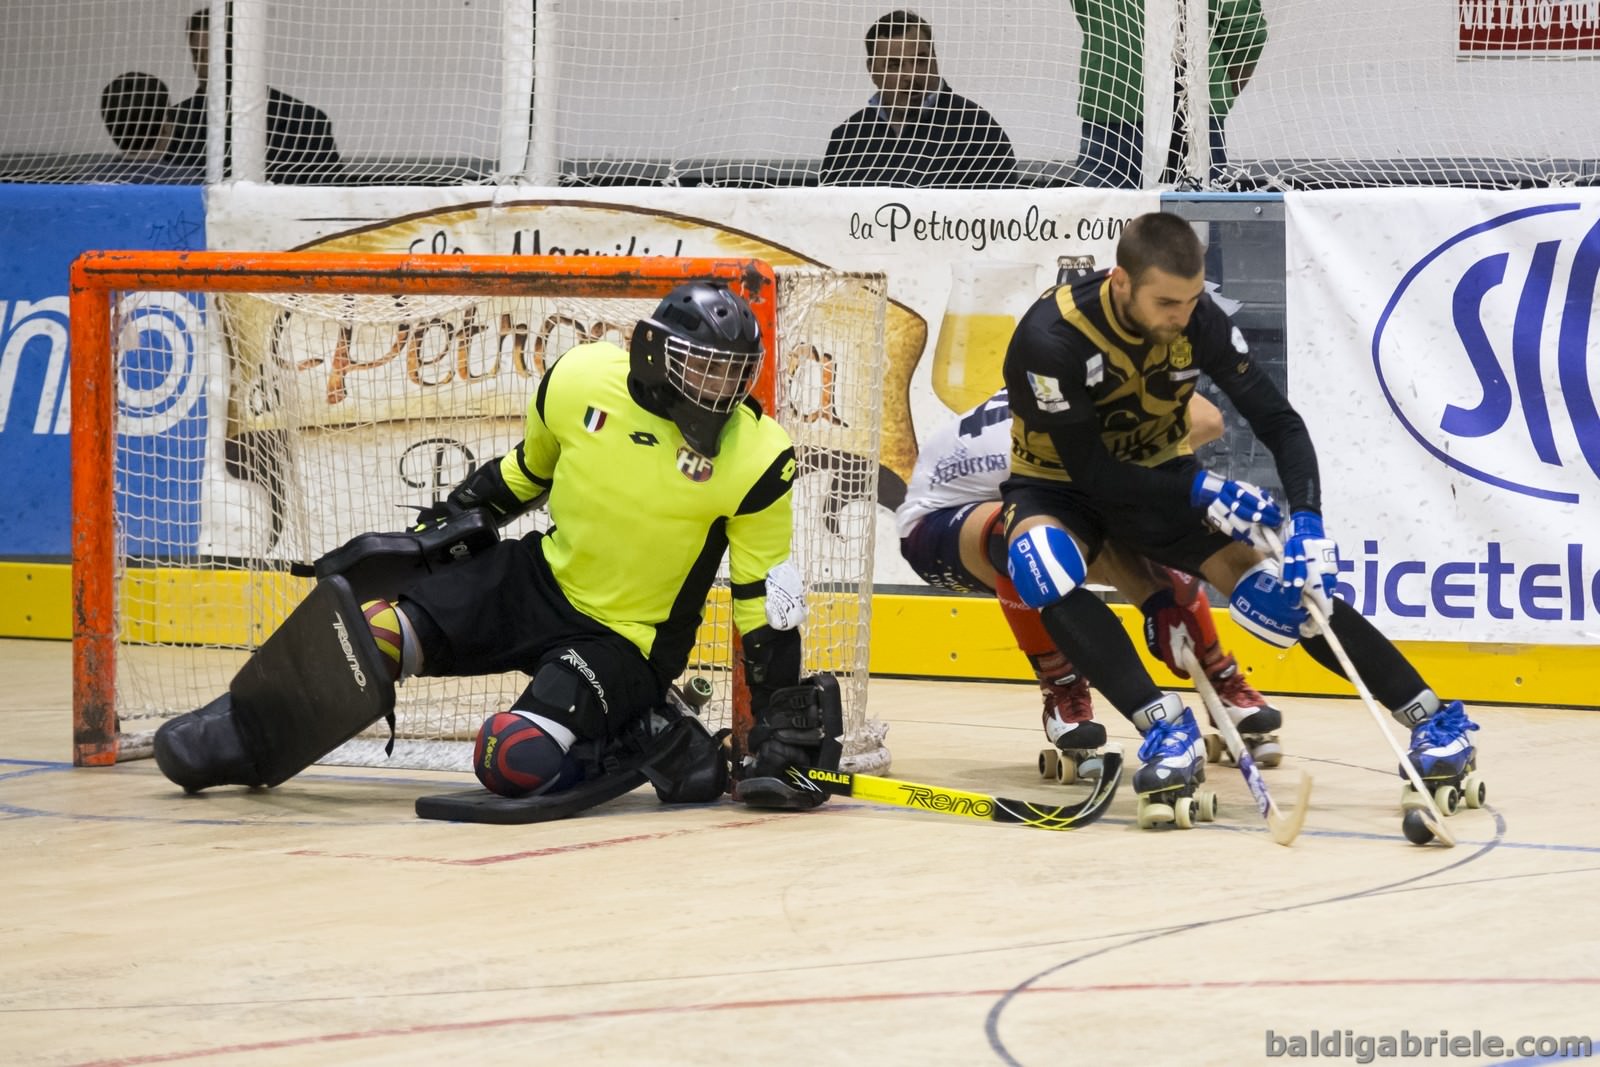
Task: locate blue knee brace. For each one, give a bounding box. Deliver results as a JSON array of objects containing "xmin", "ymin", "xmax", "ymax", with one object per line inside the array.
[
  {"xmin": 1229, "ymin": 559, "xmax": 1308, "ymax": 648},
  {"xmin": 1007, "ymin": 526, "xmax": 1088, "ymax": 609}
]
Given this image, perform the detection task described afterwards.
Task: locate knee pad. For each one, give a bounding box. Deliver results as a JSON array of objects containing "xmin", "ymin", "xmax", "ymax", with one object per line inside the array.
[
  {"xmin": 1007, "ymin": 526, "xmax": 1087, "ymax": 610},
  {"xmin": 515, "ymin": 658, "xmax": 609, "ymax": 739},
  {"xmin": 473, "ymin": 711, "xmax": 575, "ymax": 798},
  {"xmin": 1229, "ymin": 559, "xmax": 1308, "ymax": 649}
]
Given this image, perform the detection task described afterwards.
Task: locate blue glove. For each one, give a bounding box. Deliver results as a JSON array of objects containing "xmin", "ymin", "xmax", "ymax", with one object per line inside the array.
[
  {"xmin": 1282, "ymin": 511, "xmax": 1339, "ymax": 619},
  {"xmin": 1190, "ymin": 471, "xmax": 1282, "ymax": 544}
]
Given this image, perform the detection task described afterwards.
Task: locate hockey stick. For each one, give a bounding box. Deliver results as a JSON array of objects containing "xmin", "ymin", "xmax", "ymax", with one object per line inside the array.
[
  {"xmin": 797, "ymin": 746, "xmax": 1123, "ymax": 832},
  {"xmin": 1260, "ymin": 529, "xmax": 1455, "ymax": 847},
  {"xmin": 1179, "ymin": 647, "xmax": 1310, "ymax": 846}
]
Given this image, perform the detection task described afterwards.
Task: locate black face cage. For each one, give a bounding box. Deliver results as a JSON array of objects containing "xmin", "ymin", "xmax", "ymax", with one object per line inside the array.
[{"xmin": 663, "ymin": 334, "xmax": 760, "ymax": 413}]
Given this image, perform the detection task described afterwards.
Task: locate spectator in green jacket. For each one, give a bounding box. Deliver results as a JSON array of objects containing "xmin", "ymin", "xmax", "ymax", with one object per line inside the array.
[{"xmin": 1069, "ymin": 0, "xmax": 1267, "ymax": 189}]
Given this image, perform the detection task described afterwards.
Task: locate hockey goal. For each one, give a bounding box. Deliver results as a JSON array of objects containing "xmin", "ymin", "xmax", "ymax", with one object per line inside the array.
[{"xmin": 70, "ymin": 251, "xmax": 889, "ymax": 776}]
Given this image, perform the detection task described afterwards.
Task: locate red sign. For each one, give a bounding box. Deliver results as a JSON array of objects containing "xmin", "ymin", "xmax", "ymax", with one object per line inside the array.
[{"xmin": 1459, "ymin": 1, "xmax": 1600, "ymax": 53}]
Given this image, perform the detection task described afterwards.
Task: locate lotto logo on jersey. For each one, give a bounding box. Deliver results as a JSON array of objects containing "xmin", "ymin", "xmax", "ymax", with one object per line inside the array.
[
  {"xmin": 1375, "ymin": 203, "xmax": 1600, "ymax": 504},
  {"xmin": 676, "ymin": 446, "xmax": 714, "ymax": 482}
]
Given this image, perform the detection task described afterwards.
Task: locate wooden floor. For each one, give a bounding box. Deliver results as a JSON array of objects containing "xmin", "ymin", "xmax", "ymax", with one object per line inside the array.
[{"xmin": 3, "ymin": 636, "xmax": 1596, "ymax": 1067}]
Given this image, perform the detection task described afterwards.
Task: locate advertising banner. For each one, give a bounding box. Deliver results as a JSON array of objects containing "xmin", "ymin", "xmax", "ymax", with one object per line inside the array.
[
  {"xmin": 206, "ymin": 185, "xmax": 1158, "ymax": 582},
  {"xmin": 1287, "ymin": 189, "xmax": 1600, "ymax": 644},
  {"xmin": 0, "ymin": 184, "xmax": 205, "ymax": 556}
]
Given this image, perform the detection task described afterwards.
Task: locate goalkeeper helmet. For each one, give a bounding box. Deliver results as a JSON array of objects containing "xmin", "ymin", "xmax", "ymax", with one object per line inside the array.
[{"xmin": 630, "ymin": 282, "xmax": 763, "ymax": 456}]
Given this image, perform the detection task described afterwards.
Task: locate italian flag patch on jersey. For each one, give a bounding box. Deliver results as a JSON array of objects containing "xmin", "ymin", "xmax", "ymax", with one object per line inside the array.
[{"xmin": 583, "ymin": 406, "xmax": 607, "ymax": 432}]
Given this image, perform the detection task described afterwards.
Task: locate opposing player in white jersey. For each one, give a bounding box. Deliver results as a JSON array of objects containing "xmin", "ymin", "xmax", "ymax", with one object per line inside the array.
[{"xmin": 896, "ymin": 388, "xmax": 1283, "ymax": 779}]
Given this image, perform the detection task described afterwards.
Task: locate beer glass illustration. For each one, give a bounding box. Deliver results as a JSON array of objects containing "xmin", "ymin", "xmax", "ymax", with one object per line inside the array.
[{"xmin": 930, "ymin": 260, "xmax": 1041, "ymax": 413}]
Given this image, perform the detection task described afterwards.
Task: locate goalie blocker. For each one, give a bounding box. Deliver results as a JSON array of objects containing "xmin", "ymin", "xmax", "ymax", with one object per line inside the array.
[{"xmin": 153, "ymin": 575, "xmax": 396, "ymax": 792}]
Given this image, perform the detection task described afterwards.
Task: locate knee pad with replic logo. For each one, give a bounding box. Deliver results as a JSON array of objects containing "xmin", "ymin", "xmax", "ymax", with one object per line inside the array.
[
  {"xmin": 1229, "ymin": 559, "xmax": 1309, "ymax": 648},
  {"xmin": 1007, "ymin": 525, "xmax": 1088, "ymax": 609}
]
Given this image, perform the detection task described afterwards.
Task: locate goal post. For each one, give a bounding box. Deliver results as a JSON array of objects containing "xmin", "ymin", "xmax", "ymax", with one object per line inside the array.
[{"xmin": 69, "ymin": 250, "xmax": 889, "ymax": 776}]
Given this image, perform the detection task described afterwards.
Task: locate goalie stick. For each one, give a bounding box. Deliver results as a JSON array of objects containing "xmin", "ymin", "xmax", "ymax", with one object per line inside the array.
[
  {"xmin": 1179, "ymin": 647, "xmax": 1311, "ymax": 846},
  {"xmin": 796, "ymin": 746, "xmax": 1123, "ymax": 831},
  {"xmin": 1260, "ymin": 528, "xmax": 1455, "ymax": 847}
]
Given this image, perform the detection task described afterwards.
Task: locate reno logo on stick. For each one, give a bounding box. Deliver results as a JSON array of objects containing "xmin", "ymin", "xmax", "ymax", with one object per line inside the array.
[{"xmin": 1373, "ymin": 203, "xmax": 1600, "ymax": 504}]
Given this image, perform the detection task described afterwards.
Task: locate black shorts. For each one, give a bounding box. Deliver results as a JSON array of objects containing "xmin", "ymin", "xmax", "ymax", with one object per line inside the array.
[
  {"xmin": 899, "ymin": 501, "xmax": 995, "ymax": 593},
  {"xmin": 396, "ymin": 531, "xmax": 661, "ymax": 736},
  {"xmin": 1000, "ymin": 457, "xmax": 1233, "ymax": 576}
]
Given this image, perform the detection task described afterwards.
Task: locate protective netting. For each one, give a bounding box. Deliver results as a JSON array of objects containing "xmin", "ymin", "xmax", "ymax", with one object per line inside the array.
[
  {"xmin": 99, "ymin": 265, "xmax": 889, "ymax": 774},
  {"xmin": 5, "ymin": 0, "xmax": 1595, "ymax": 189}
]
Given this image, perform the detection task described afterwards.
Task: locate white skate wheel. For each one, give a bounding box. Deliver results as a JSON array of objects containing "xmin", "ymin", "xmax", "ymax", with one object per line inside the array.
[
  {"xmin": 1251, "ymin": 741, "xmax": 1283, "ymax": 768},
  {"xmin": 1174, "ymin": 796, "xmax": 1196, "ymax": 829},
  {"xmin": 1053, "ymin": 753, "xmax": 1078, "ymax": 784},
  {"xmin": 1461, "ymin": 772, "xmax": 1486, "ymax": 809},
  {"xmin": 1433, "ymin": 783, "xmax": 1460, "ymax": 816},
  {"xmin": 1038, "ymin": 749, "xmax": 1058, "ymax": 779},
  {"xmin": 1137, "ymin": 798, "xmax": 1174, "ymax": 829},
  {"xmin": 1195, "ymin": 787, "xmax": 1219, "ymax": 822}
]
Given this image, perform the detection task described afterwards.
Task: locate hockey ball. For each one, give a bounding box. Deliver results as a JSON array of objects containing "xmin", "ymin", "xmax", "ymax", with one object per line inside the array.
[{"xmin": 1401, "ymin": 807, "xmax": 1435, "ymax": 845}]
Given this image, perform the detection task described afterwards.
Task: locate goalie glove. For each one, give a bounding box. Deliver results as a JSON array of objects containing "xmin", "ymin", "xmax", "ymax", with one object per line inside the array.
[
  {"xmin": 1191, "ymin": 471, "xmax": 1282, "ymax": 545},
  {"xmin": 414, "ymin": 456, "xmax": 537, "ymax": 529},
  {"xmin": 1281, "ymin": 510, "xmax": 1339, "ymax": 621}
]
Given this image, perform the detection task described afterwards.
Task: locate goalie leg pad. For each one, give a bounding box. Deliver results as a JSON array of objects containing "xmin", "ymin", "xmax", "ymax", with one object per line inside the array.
[
  {"xmin": 153, "ymin": 693, "xmax": 265, "ymax": 794},
  {"xmin": 230, "ymin": 575, "xmax": 398, "ymax": 787},
  {"xmin": 310, "ymin": 507, "xmax": 500, "ymax": 603}
]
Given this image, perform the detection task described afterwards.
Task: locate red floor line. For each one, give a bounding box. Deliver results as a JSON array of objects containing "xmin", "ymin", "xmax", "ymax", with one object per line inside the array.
[{"xmin": 68, "ymin": 976, "xmax": 1600, "ymax": 1067}]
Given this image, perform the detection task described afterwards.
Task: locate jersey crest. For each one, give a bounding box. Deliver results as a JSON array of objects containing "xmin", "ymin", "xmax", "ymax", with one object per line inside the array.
[
  {"xmin": 676, "ymin": 446, "xmax": 714, "ymax": 482},
  {"xmin": 583, "ymin": 406, "xmax": 607, "ymax": 432}
]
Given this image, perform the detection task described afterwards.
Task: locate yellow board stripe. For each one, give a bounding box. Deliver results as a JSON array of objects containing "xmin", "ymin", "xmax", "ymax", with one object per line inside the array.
[{"xmin": 3, "ymin": 562, "xmax": 1591, "ymax": 709}]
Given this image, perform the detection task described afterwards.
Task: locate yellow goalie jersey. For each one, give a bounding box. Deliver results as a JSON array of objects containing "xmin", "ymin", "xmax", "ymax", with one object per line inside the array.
[{"xmin": 496, "ymin": 341, "xmax": 797, "ymax": 680}]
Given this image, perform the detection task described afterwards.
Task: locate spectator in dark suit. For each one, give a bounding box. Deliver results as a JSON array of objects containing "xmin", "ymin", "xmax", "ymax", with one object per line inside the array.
[
  {"xmin": 821, "ymin": 10, "xmax": 1017, "ymax": 188},
  {"xmin": 164, "ymin": 6, "xmax": 345, "ymax": 184},
  {"xmin": 83, "ymin": 72, "xmax": 202, "ymax": 183}
]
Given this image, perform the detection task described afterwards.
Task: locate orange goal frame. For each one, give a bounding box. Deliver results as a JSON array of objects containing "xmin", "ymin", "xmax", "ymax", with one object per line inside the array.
[{"xmin": 69, "ymin": 250, "xmax": 779, "ymax": 766}]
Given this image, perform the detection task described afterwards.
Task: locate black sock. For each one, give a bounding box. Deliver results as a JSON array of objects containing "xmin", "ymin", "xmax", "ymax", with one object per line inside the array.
[{"xmin": 1039, "ymin": 588, "xmax": 1163, "ymax": 721}]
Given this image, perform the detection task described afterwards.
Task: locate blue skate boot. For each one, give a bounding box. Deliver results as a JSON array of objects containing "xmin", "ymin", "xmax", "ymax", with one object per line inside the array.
[
  {"xmin": 1131, "ymin": 695, "xmax": 1217, "ymax": 830},
  {"xmin": 1401, "ymin": 700, "xmax": 1483, "ymax": 815}
]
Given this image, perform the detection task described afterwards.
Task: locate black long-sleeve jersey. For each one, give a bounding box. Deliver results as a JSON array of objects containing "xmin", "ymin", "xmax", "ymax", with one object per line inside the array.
[{"xmin": 1001, "ymin": 270, "xmax": 1322, "ymax": 516}]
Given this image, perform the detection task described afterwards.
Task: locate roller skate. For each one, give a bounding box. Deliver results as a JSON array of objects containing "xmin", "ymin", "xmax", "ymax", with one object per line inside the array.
[
  {"xmin": 1199, "ymin": 653, "xmax": 1283, "ymax": 768},
  {"xmin": 1032, "ymin": 652, "xmax": 1107, "ymax": 785},
  {"xmin": 1131, "ymin": 695, "xmax": 1217, "ymax": 830},
  {"xmin": 1400, "ymin": 700, "xmax": 1484, "ymax": 816}
]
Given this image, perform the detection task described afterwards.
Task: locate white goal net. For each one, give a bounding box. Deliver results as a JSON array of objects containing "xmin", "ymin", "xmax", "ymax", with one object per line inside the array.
[{"xmin": 75, "ymin": 255, "xmax": 890, "ymax": 775}]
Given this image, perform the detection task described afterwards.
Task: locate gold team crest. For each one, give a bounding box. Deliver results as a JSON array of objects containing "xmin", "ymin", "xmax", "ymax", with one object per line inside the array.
[
  {"xmin": 1169, "ymin": 336, "xmax": 1194, "ymax": 370},
  {"xmin": 676, "ymin": 446, "xmax": 714, "ymax": 482}
]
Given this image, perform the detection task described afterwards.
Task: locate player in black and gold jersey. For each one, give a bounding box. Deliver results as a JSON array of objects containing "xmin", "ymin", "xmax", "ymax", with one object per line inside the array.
[
  {"xmin": 153, "ymin": 283, "xmax": 839, "ymax": 813},
  {"xmin": 1000, "ymin": 211, "xmax": 1480, "ymax": 827}
]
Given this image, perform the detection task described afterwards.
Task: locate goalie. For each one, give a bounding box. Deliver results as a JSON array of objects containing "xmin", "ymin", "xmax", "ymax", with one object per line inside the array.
[{"xmin": 153, "ymin": 282, "xmax": 839, "ymax": 814}]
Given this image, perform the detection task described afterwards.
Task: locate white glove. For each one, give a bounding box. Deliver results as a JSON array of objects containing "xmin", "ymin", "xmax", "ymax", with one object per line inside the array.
[
  {"xmin": 764, "ymin": 560, "xmax": 807, "ymax": 631},
  {"xmin": 1282, "ymin": 511, "xmax": 1338, "ymax": 623},
  {"xmin": 1191, "ymin": 471, "xmax": 1282, "ymax": 545}
]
